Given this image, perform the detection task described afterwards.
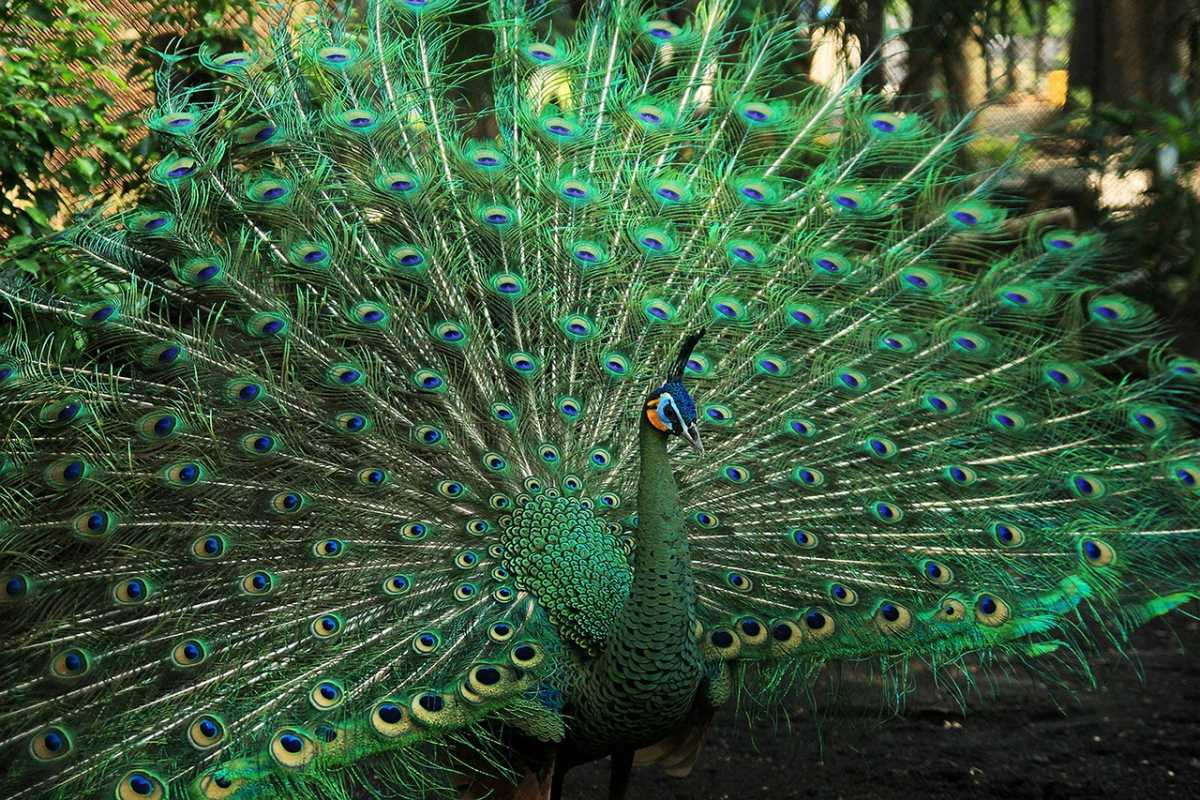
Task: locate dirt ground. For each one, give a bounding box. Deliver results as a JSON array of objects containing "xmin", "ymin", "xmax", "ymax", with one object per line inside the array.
[{"xmin": 562, "ymin": 614, "xmax": 1200, "ymax": 800}]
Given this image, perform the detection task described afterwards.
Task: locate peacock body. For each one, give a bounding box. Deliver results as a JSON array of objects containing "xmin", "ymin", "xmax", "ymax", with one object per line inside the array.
[{"xmin": 2, "ymin": 1, "xmax": 1199, "ymax": 798}]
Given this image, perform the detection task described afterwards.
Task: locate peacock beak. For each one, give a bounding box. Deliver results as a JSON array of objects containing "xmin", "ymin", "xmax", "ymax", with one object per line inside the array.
[{"xmin": 681, "ymin": 423, "xmax": 703, "ymax": 454}]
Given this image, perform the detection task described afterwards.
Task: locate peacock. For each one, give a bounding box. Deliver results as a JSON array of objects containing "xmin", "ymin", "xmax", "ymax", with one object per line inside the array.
[{"xmin": 2, "ymin": 1, "xmax": 1199, "ymax": 798}]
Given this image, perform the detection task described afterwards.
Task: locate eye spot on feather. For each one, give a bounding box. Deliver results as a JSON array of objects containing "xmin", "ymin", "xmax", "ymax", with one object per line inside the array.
[
  {"xmin": 524, "ymin": 41, "xmax": 559, "ymax": 62},
  {"xmin": 725, "ymin": 571, "xmax": 753, "ymax": 592},
  {"xmin": 311, "ymin": 613, "xmax": 343, "ymax": 639},
  {"xmin": 921, "ymin": 559, "xmax": 954, "ymax": 585},
  {"xmin": 113, "ymin": 577, "xmax": 150, "ymax": 605},
  {"xmin": 869, "ymin": 501, "xmax": 903, "ymax": 523},
  {"xmin": 601, "ymin": 353, "xmax": 630, "ymax": 378},
  {"xmin": 989, "ymin": 521, "xmax": 1025, "ymax": 547},
  {"xmin": 829, "ymin": 583, "xmax": 858, "ymax": 606},
  {"xmin": 803, "ymin": 608, "xmax": 833, "ymax": 636},
  {"xmin": 1067, "ymin": 473, "xmax": 1107, "ymax": 499},
  {"xmin": 489, "ymin": 622, "xmax": 515, "ymax": 642},
  {"xmin": 383, "ymin": 574, "xmax": 412, "ymax": 595},
  {"xmin": 1127, "ymin": 406, "xmax": 1168, "ymax": 435},
  {"xmin": 835, "ymin": 368, "xmax": 869, "ymax": 392},
  {"xmin": 116, "ymin": 770, "xmax": 167, "ymax": 800},
  {"xmin": 974, "ymin": 594, "xmax": 1010, "ymax": 626},
  {"xmin": 989, "ymin": 408, "xmax": 1027, "ymax": 432},
  {"xmin": 707, "ymin": 628, "xmax": 741, "ymax": 658},
  {"xmin": 786, "ymin": 417, "xmax": 817, "ymax": 438},
  {"xmin": 1041, "ymin": 228, "xmax": 1084, "ymax": 250},
  {"xmin": 50, "ymin": 648, "xmax": 91, "ymax": 679},
  {"xmin": 308, "ymin": 679, "xmax": 345, "ymax": 711},
  {"xmin": 936, "ymin": 598, "xmax": 967, "ymax": 622},
  {"xmin": 644, "ymin": 20, "xmax": 681, "ymax": 41},
  {"xmin": 72, "ymin": 509, "xmax": 115, "ymax": 539},
  {"xmin": 770, "ymin": 619, "xmax": 803, "ymax": 651},
  {"xmin": 1171, "ymin": 461, "xmax": 1200, "ymax": 491},
  {"xmin": 44, "ymin": 457, "xmax": 91, "ymax": 489},
  {"xmin": 720, "ymin": 464, "xmax": 751, "ymax": 484},
  {"xmin": 241, "ymin": 432, "xmax": 280, "ymax": 455},
  {"xmin": 874, "ymin": 601, "xmax": 912, "ymax": 633},
  {"xmin": 739, "ymin": 101, "xmax": 776, "ymax": 124},
  {"xmin": 692, "ymin": 511, "xmax": 719, "ymax": 529},
  {"xmin": 867, "ymin": 112, "xmax": 903, "ymax": 134},
  {"xmin": 880, "ymin": 332, "xmax": 916, "ymax": 352},
  {"xmin": 245, "ymin": 311, "xmax": 289, "ymax": 339},
  {"xmin": 270, "ymin": 491, "xmax": 308, "ymax": 514},
  {"xmin": 737, "ymin": 617, "xmax": 768, "ymax": 645},
  {"xmin": 755, "ymin": 353, "xmax": 789, "ymax": 377},
  {"xmin": 401, "ymin": 520, "xmax": 432, "ymax": 540},
  {"xmin": 864, "ymin": 435, "xmax": 897, "ymax": 460},
  {"xmin": 414, "ymin": 630, "xmax": 441, "ymax": 654},
  {"xmin": 271, "ymin": 729, "xmax": 316, "ymax": 768},
  {"xmin": 193, "ymin": 534, "xmax": 228, "ymax": 560},
  {"xmin": 595, "ymin": 492, "xmax": 620, "ymax": 509},
  {"xmin": 189, "ymin": 714, "xmax": 227, "ymax": 749},
  {"xmin": 491, "ymin": 403, "xmax": 518, "ymax": 424},
  {"xmin": 789, "ymin": 529, "xmax": 819, "ymax": 549},
  {"xmin": 372, "ymin": 700, "xmax": 412, "ymax": 737},
  {"xmin": 240, "ymin": 570, "xmax": 275, "ymax": 596},
  {"xmin": 387, "ymin": 245, "xmax": 427, "ymax": 274},
  {"xmin": 172, "ymin": 638, "xmax": 209, "ymax": 668},
  {"xmin": 39, "ymin": 397, "xmax": 89, "ymax": 428},
  {"xmin": 1088, "ymin": 295, "xmax": 1137, "ymax": 324},
  {"xmin": 943, "ymin": 465, "xmax": 977, "ymax": 486},
  {"xmin": 1080, "ymin": 538, "xmax": 1115, "ymax": 567},
  {"xmin": 357, "ymin": 467, "xmax": 390, "ymax": 487},
  {"xmin": 4, "ymin": 574, "xmax": 30, "ymax": 601},
  {"xmin": 791, "ymin": 467, "xmax": 825, "ymax": 488},
  {"xmin": 510, "ymin": 642, "xmax": 543, "ymax": 668},
  {"xmin": 922, "ymin": 392, "xmax": 958, "ymax": 414},
  {"xmin": 710, "ymin": 295, "xmax": 748, "ymax": 323},
  {"xmin": 570, "ymin": 240, "xmax": 607, "ymax": 267},
  {"xmin": 1168, "ymin": 358, "xmax": 1200, "ymax": 380},
  {"xmin": 30, "ymin": 726, "xmax": 72, "ymax": 761}
]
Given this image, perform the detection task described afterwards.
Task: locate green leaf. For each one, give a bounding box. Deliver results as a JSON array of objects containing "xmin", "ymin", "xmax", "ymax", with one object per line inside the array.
[{"xmin": 23, "ymin": 205, "xmax": 50, "ymax": 228}]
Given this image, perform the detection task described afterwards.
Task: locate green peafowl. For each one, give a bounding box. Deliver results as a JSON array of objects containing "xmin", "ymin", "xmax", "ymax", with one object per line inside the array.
[{"xmin": 3, "ymin": 1, "xmax": 1200, "ymax": 798}]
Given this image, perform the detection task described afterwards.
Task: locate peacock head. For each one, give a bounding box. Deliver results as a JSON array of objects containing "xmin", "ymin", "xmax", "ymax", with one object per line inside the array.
[{"xmin": 643, "ymin": 329, "xmax": 705, "ymax": 453}]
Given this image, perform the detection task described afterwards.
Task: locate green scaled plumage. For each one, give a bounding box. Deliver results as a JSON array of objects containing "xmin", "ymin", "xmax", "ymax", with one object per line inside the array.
[{"xmin": 2, "ymin": 1, "xmax": 1199, "ymax": 799}]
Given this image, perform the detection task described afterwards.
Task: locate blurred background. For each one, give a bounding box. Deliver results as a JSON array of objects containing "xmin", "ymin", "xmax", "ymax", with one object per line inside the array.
[{"xmin": 3, "ymin": 1, "xmax": 1199, "ymax": 340}]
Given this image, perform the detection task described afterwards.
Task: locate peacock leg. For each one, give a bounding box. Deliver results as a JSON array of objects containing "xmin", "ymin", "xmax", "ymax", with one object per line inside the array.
[{"xmin": 608, "ymin": 749, "xmax": 635, "ymax": 800}]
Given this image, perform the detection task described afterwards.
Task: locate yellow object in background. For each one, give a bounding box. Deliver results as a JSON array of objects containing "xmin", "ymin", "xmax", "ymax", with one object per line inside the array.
[{"xmin": 1045, "ymin": 69, "xmax": 1068, "ymax": 107}]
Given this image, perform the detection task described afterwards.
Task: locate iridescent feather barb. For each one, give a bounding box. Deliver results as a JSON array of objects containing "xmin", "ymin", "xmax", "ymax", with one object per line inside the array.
[{"xmin": 1, "ymin": 1, "xmax": 1199, "ymax": 799}]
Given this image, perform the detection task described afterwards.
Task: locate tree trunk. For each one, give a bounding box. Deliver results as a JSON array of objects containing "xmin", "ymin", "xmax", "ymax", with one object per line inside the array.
[
  {"xmin": 1033, "ymin": 0, "xmax": 1049, "ymax": 86},
  {"xmin": 1002, "ymin": 0, "xmax": 1018, "ymax": 94},
  {"xmin": 898, "ymin": 0, "xmax": 972, "ymax": 116},
  {"xmin": 843, "ymin": 0, "xmax": 888, "ymax": 94},
  {"xmin": 1069, "ymin": 0, "xmax": 1194, "ymax": 108}
]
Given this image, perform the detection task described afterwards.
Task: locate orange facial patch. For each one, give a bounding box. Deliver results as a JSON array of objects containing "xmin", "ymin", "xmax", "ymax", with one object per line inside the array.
[{"xmin": 644, "ymin": 399, "xmax": 671, "ymax": 432}]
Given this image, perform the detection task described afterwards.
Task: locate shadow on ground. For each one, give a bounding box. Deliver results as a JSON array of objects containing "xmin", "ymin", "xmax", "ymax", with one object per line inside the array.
[{"xmin": 563, "ymin": 615, "xmax": 1200, "ymax": 799}]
